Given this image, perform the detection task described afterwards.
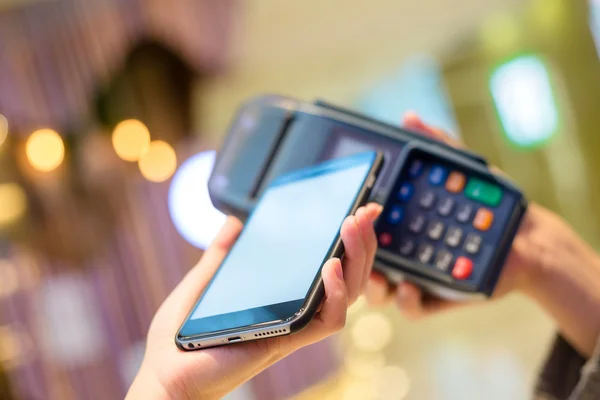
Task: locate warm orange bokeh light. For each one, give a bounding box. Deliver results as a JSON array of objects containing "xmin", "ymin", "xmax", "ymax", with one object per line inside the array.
[
  {"xmin": 112, "ymin": 119, "xmax": 151, "ymax": 162},
  {"xmin": 0, "ymin": 114, "xmax": 7, "ymax": 148},
  {"xmin": 25, "ymin": 129, "xmax": 65, "ymax": 172},
  {"xmin": 138, "ymin": 140, "xmax": 177, "ymax": 182},
  {"xmin": 0, "ymin": 183, "xmax": 27, "ymax": 227}
]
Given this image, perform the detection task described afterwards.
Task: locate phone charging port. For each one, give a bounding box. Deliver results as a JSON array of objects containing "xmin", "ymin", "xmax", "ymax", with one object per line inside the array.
[{"xmin": 228, "ymin": 336, "xmax": 242, "ymax": 343}]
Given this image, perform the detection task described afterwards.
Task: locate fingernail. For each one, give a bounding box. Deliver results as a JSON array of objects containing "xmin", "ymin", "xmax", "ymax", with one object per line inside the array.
[
  {"xmin": 334, "ymin": 259, "xmax": 344, "ymax": 280},
  {"xmin": 373, "ymin": 204, "xmax": 383, "ymax": 219},
  {"xmin": 367, "ymin": 204, "xmax": 383, "ymax": 221},
  {"xmin": 403, "ymin": 110, "xmax": 417, "ymax": 119}
]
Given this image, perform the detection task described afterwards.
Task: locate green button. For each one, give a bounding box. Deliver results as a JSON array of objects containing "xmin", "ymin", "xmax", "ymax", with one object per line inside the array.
[{"xmin": 464, "ymin": 178, "xmax": 503, "ymax": 207}]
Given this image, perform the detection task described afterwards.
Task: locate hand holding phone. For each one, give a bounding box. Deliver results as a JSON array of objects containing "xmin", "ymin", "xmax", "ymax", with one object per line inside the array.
[
  {"xmin": 126, "ymin": 209, "xmax": 382, "ymax": 400},
  {"xmin": 176, "ymin": 152, "xmax": 383, "ymax": 349},
  {"xmin": 126, "ymin": 154, "xmax": 383, "ymax": 400}
]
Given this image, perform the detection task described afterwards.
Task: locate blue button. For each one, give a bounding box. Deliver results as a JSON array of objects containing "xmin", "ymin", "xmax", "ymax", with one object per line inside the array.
[
  {"xmin": 397, "ymin": 182, "xmax": 414, "ymax": 202},
  {"xmin": 408, "ymin": 159, "xmax": 424, "ymax": 178},
  {"xmin": 429, "ymin": 165, "xmax": 448, "ymax": 186},
  {"xmin": 388, "ymin": 206, "xmax": 404, "ymax": 224}
]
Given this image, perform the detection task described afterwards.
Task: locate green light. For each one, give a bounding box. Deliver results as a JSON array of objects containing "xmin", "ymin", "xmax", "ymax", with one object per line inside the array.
[{"xmin": 490, "ymin": 55, "xmax": 559, "ymax": 149}]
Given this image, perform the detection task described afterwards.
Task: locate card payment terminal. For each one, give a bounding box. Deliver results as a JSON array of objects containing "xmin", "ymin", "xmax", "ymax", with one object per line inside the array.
[{"xmin": 208, "ymin": 94, "xmax": 527, "ymax": 300}]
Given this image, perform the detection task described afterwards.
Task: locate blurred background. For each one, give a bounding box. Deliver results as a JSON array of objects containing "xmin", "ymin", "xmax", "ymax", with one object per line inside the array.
[{"xmin": 1, "ymin": 0, "xmax": 600, "ymax": 399}]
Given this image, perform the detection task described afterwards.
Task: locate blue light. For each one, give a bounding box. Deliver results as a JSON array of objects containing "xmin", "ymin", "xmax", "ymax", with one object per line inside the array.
[
  {"xmin": 356, "ymin": 55, "xmax": 459, "ymax": 137},
  {"xmin": 490, "ymin": 55, "xmax": 559, "ymax": 148},
  {"xmin": 168, "ymin": 151, "xmax": 227, "ymax": 249}
]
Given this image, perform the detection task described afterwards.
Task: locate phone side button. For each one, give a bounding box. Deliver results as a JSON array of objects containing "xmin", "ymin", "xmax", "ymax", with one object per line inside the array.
[{"xmin": 366, "ymin": 175, "xmax": 376, "ymax": 189}]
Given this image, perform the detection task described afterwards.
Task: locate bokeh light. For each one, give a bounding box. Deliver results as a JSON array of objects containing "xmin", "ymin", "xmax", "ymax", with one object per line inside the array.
[
  {"xmin": 0, "ymin": 183, "xmax": 27, "ymax": 227},
  {"xmin": 344, "ymin": 349, "xmax": 386, "ymax": 379},
  {"xmin": 138, "ymin": 140, "xmax": 177, "ymax": 182},
  {"xmin": 112, "ymin": 119, "xmax": 151, "ymax": 162},
  {"xmin": 0, "ymin": 326, "xmax": 20, "ymax": 363},
  {"xmin": 351, "ymin": 312, "xmax": 393, "ymax": 352},
  {"xmin": 373, "ymin": 365, "xmax": 411, "ymax": 400},
  {"xmin": 0, "ymin": 113, "xmax": 7, "ymax": 147},
  {"xmin": 0, "ymin": 260, "xmax": 19, "ymax": 298},
  {"xmin": 26, "ymin": 129, "xmax": 65, "ymax": 172},
  {"xmin": 0, "ymin": 325, "xmax": 32, "ymax": 368},
  {"xmin": 490, "ymin": 55, "xmax": 558, "ymax": 148},
  {"xmin": 168, "ymin": 151, "xmax": 227, "ymax": 249},
  {"xmin": 347, "ymin": 295, "xmax": 366, "ymax": 317},
  {"xmin": 342, "ymin": 381, "xmax": 376, "ymax": 400}
]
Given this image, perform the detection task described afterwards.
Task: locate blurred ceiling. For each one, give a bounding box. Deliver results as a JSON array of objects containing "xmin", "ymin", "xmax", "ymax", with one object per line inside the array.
[
  {"xmin": 236, "ymin": 0, "xmax": 524, "ymax": 71},
  {"xmin": 198, "ymin": 0, "xmax": 527, "ymax": 134}
]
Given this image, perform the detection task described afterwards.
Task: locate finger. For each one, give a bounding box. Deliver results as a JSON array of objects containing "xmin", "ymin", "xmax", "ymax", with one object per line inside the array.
[
  {"xmin": 402, "ymin": 111, "xmax": 434, "ymax": 136},
  {"xmin": 404, "ymin": 114, "xmax": 449, "ymax": 143},
  {"xmin": 396, "ymin": 282, "xmax": 426, "ymax": 320},
  {"xmin": 365, "ymin": 271, "xmax": 393, "ymax": 306},
  {"xmin": 158, "ymin": 217, "xmax": 243, "ymax": 326},
  {"xmin": 365, "ymin": 202, "xmax": 383, "ymax": 222},
  {"xmin": 340, "ymin": 214, "xmax": 367, "ymax": 305},
  {"xmin": 402, "ymin": 113, "xmax": 463, "ymax": 149},
  {"xmin": 396, "ymin": 282, "xmax": 465, "ymax": 319},
  {"xmin": 292, "ymin": 258, "xmax": 348, "ymax": 349},
  {"xmin": 403, "ymin": 114, "xmax": 511, "ymax": 187},
  {"xmin": 355, "ymin": 205, "xmax": 381, "ymax": 293}
]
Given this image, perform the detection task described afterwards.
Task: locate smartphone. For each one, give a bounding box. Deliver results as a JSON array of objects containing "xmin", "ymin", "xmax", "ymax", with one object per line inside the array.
[{"xmin": 176, "ymin": 151, "xmax": 384, "ymax": 350}]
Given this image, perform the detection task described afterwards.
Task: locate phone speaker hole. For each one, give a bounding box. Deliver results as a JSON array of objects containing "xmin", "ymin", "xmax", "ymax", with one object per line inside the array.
[{"xmin": 256, "ymin": 330, "xmax": 286, "ymax": 337}]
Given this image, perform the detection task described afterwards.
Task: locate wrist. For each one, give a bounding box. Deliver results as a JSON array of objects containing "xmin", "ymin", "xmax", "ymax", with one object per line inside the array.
[{"xmin": 509, "ymin": 203, "xmax": 594, "ymax": 296}]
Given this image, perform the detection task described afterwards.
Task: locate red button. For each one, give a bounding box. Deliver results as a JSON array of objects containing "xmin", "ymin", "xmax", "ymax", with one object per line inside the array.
[
  {"xmin": 379, "ymin": 233, "xmax": 392, "ymax": 247},
  {"xmin": 452, "ymin": 257, "xmax": 473, "ymax": 280}
]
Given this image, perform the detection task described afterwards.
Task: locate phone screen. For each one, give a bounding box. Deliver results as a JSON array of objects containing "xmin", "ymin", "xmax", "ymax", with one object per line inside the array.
[{"xmin": 179, "ymin": 152, "xmax": 377, "ymax": 337}]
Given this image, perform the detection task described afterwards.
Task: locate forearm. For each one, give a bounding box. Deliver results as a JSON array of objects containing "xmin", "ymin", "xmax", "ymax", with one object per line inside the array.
[{"xmin": 518, "ymin": 207, "xmax": 600, "ymax": 357}]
